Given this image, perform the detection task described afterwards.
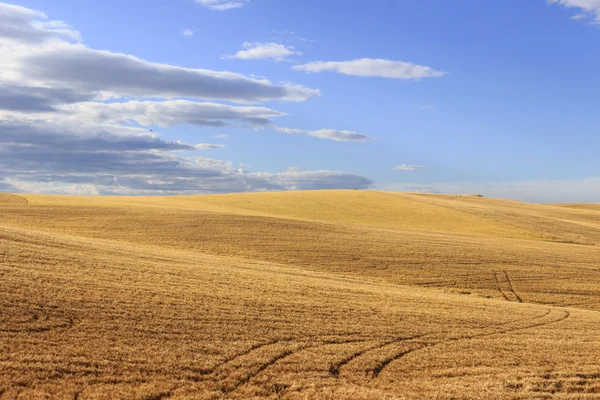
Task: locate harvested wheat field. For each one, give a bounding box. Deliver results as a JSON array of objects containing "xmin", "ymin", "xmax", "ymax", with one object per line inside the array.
[{"xmin": 2, "ymin": 190, "xmax": 600, "ymax": 399}]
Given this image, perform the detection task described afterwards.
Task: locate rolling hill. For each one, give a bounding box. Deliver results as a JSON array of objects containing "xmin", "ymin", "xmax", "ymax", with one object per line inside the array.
[{"xmin": 1, "ymin": 190, "xmax": 600, "ymax": 399}]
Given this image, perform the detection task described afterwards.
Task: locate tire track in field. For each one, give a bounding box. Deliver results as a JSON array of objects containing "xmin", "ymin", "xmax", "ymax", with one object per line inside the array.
[
  {"xmin": 187, "ymin": 338, "xmax": 293, "ymax": 379},
  {"xmin": 327, "ymin": 334, "xmax": 425, "ymax": 377},
  {"xmin": 0, "ymin": 305, "xmax": 74, "ymax": 334},
  {"xmin": 329, "ymin": 309, "xmax": 553, "ymax": 379},
  {"xmin": 366, "ymin": 309, "xmax": 570, "ymax": 378},
  {"xmin": 220, "ymin": 346, "xmax": 303, "ymax": 394},
  {"xmin": 188, "ymin": 333, "xmax": 367, "ymax": 380},
  {"xmin": 504, "ymin": 271, "xmax": 523, "ymax": 302},
  {"xmin": 493, "ymin": 270, "xmax": 511, "ymax": 301},
  {"xmin": 219, "ymin": 337, "xmax": 372, "ymax": 394}
]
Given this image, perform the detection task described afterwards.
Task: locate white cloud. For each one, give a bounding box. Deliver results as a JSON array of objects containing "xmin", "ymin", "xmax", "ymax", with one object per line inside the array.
[
  {"xmin": 0, "ymin": 44, "xmax": 319, "ymax": 103},
  {"xmin": 0, "ymin": 6, "xmax": 319, "ymax": 104},
  {"xmin": 0, "ymin": 2, "xmax": 80, "ymax": 43},
  {"xmin": 195, "ymin": 0, "xmax": 249, "ymax": 11},
  {"xmin": 293, "ymin": 58, "xmax": 447, "ymax": 80},
  {"xmin": 213, "ymin": 134, "xmax": 229, "ymax": 140},
  {"xmin": 194, "ymin": 143, "xmax": 225, "ymax": 149},
  {"xmin": 0, "ymin": 85, "xmax": 94, "ymax": 112},
  {"xmin": 225, "ymin": 42, "xmax": 300, "ymax": 61},
  {"xmin": 548, "ymin": 0, "xmax": 600, "ymax": 22},
  {"xmin": 0, "ymin": 2, "xmax": 373, "ymax": 195},
  {"xmin": 50, "ymin": 100, "xmax": 287, "ymax": 128},
  {"xmin": 0, "ymin": 118, "xmax": 205, "ymax": 153},
  {"xmin": 273, "ymin": 125, "xmax": 372, "ymax": 142},
  {"xmin": 393, "ymin": 164, "xmax": 426, "ymax": 171},
  {"xmin": 182, "ymin": 29, "xmax": 194, "ymax": 37},
  {"xmin": 377, "ymin": 178, "xmax": 600, "ymax": 203},
  {"xmin": 0, "ymin": 118, "xmax": 372, "ymax": 195}
]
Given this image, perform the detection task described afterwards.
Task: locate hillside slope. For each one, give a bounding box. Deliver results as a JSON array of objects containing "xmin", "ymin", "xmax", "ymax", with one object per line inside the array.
[
  {"xmin": 3, "ymin": 190, "xmax": 600, "ymax": 310},
  {"xmin": 2, "ymin": 190, "xmax": 600, "ymax": 398}
]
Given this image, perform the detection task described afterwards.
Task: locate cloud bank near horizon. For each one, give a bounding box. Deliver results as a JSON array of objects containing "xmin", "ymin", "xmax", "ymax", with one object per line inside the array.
[{"xmin": 0, "ymin": 2, "xmax": 373, "ymax": 195}]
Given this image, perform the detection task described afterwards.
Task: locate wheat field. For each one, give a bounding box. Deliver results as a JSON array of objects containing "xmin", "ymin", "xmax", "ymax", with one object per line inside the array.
[{"xmin": 2, "ymin": 190, "xmax": 600, "ymax": 399}]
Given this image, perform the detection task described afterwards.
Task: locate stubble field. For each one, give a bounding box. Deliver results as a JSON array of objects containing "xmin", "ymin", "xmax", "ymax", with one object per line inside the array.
[{"xmin": 1, "ymin": 190, "xmax": 600, "ymax": 399}]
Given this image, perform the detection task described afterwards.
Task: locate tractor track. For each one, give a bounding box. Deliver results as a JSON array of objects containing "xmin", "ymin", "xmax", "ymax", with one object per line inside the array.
[
  {"xmin": 367, "ymin": 309, "xmax": 570, "ymax": 378},
  {"xmin": 504, "ymin": 271, "xmax": 523, "ymax": 302},
  {"xmin": 329, "ymin": 308, "xmax": 554, "ymax": 380},
  {"xmin": 493, "ymin": 270, "xmax": 511, "ymax": 301},
  {"xmin": 219, "ymin": 337, "xmax": 373, "ymax": 394},
  {"xmin": 327, "ymin": 334, "xmax": 425, "ymax": 377}
]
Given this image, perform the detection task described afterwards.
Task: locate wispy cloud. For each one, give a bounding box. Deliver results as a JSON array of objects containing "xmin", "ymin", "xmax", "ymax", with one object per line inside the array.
[
  {"xmin": 294, "ymin": 58, "xmax": 447, "ymax": 80},
  {"xmin": 393, "ymin": 164, "xmax": 426, "ymax": 171},
  {"xmin": 548, "ymin": 0, "xmax": 600, "ymax": 22},
  {"xmin": 270, "ymin": 30, "xmax": 317, "ymax": 44},
  {"xmin": 273, "ymin": 126, "xmax": 372, "ymax": 142},
  {"xmin": 225, "ymin": 42, "xmax": 301, "ymax": 61},
  {"xmin": 377, "ymin": 177, "xmax": 600, "ymax": 203},
  {"xmin": 294, "ymin": 36, "xmax": 317, "ymax": 43},
  {"xmin": 213, "ymin": 134, "xmax": 229, "ymax": 140},
  {"xmin": 182, "ymin": 29, "xmax": 194, "ymax": 37},
  {"xmin": 413, "ymin": 104, "xmax": 436, "ymax": 110},
  {"xmin": 195, "ymin": 0, "xmax": 249, "ymax": 11},
  {"xmin": 194, "ymin": 143, "xmax": 225, "ymax": 149},
  {"xmin": 49, "ymin": 100, "xmax": 287, "ymax": 128}
]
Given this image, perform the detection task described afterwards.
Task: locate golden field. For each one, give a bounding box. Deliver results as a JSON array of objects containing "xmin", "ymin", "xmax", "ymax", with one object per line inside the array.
[{"xmin": 1, "ymin": 190, "xmax": 600, "ymax": 399}]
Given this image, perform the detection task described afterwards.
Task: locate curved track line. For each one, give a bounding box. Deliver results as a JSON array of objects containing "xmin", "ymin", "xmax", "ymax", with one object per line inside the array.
[
  {"xmin": 188, "ymin": 338, "xmax": 290, "ymax": 378},
  {"xmin": 328, "ymin": 334, "xmax": 425, "ymax": 377},
  {"xmin": 332, "ymin": 309, "xmax": 554, "ymax": 378},
  {"xmin": 221, "ymin": 338, "xmax": 372, "ymax": 394},
  {"xmin": 189, "ymin": 334, "xmax": 368, "ymax": 380},
  {"xmin": 368, "ymin": 310, "xmax": 570, "ymax": 378},
  {"xmin": 221, "ymin": 347, "xmax": 301, "ymax": 394}
]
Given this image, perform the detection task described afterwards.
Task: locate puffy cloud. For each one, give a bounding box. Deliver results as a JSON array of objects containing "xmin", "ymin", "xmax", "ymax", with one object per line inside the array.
[
  {"xmin": 293, "ymin": 58, "xmax": 446, "ymax": 80},
  {"xmin": 195, "ymin": 0, "xmax": 249, "ymax": 11},
  {"xmin": 182, "ymin": 29, "xmax": 194, "ymax": 37},
  {"xmin": 548, "ymin": 0, "xmax": 600, "ymax": 22},
  {"xmin": 273, "ymin": 126, "xmax": 372, "ymax": 142},
  {"xmin": 0, "ymin": 5, "xmax": 319, "ymax": 104},
  {"xmin": 225, "ymin": 42, "xmax": 300, "ymax": 61},
  {"xmin": 393, "ymin": 164, "xmax": 426, "ymax": 171},
  {"xmin": 0, "ymin": 2, "xmax": 80, "ymax": 44}
]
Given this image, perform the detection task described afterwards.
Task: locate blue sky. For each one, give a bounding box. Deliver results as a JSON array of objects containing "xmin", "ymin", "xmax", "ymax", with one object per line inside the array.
[{"xmin": 1, "ymin": 0, "xmax": 599, "ymax": 202}]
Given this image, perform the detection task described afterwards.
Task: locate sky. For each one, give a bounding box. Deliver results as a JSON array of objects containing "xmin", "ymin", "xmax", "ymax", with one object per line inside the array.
[{"xmin": 0, "ymin": 0, "xmax": 599, "ymax": 202}]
